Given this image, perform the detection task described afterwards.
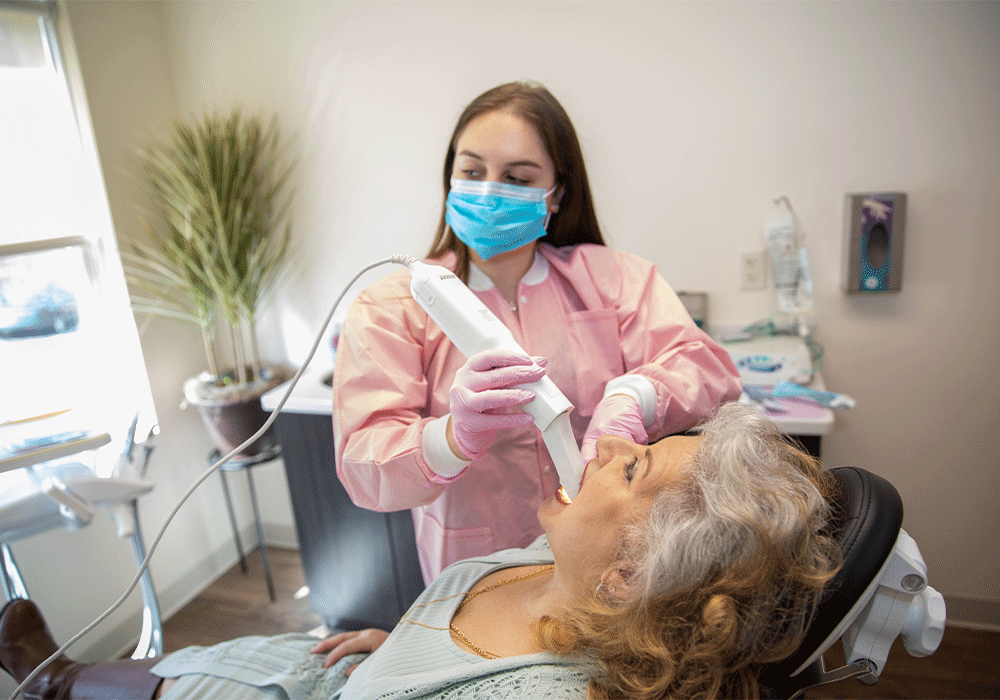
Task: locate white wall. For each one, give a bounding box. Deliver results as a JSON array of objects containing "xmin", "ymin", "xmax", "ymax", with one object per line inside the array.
[{"xmin": 14, "ymin": 3, "xmax": 994, "ymax": 674}]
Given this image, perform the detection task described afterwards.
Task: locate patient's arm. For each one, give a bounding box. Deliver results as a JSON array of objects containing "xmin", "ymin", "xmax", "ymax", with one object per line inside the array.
[{"xmin": 311, "ymin": 628, "xmax": 390, "ymax": 675}]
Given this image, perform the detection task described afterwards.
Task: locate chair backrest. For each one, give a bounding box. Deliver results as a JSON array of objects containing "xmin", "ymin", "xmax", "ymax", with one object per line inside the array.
[{"xmin": 759, "ymin": 466, "xmax": 904, "ymax": 692}]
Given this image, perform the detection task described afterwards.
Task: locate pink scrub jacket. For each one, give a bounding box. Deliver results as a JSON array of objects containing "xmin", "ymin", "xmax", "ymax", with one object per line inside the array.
[{"xmin": 333, "ymin": 243, "xmax": 741, "ymax": 583}]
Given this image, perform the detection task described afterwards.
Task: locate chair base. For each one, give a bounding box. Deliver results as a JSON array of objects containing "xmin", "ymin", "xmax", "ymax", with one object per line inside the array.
[{"xmin": 776, "ymin": 656, "xmax": 878, "ymax": 699}]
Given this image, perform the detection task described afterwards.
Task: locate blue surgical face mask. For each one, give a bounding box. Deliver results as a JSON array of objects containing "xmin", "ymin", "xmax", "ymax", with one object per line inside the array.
[{"xmin": 446, "ymin": 178, "xmax": 557, "ymax": 261}]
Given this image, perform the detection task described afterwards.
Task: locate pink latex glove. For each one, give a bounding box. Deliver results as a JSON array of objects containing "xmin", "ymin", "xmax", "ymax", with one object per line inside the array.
[
  {"xmin": 580, "ymin": 394, "xmax": 648, "ymax": 464},
  {"xmin": 449, "ymin": 349, "xmax": 548, "ymax": 461}
]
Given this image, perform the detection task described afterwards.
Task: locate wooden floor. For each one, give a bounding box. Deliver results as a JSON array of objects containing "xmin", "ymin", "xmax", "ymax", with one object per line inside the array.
[
  {"xmin": 160, "ymin": 546, "xmax": 323, "ymax": 653},
  {"xmin": 163, "ymin": 547, "xmax": 1000, "ymax": 698}
]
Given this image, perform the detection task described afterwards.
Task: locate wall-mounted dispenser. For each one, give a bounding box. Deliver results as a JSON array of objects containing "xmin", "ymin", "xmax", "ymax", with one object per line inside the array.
[{"xmin": 842, "ymin": 192, "xmax": 906, "ymax": 293}]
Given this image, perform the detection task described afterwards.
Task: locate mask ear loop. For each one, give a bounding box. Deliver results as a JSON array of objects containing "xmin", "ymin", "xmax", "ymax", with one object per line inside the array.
[{"xmin": 543, "ymin": 184, "xmax": 559, "ymax": 231}]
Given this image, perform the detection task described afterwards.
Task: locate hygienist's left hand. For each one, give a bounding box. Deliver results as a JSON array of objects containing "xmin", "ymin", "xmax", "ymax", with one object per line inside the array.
[
  {"xmin": 580, "ymin": 394, "xmax": 648, "ymax": 464},
  {"xmin": 312, "ymin": 628, "xmax": 390, "ymax": 675}
]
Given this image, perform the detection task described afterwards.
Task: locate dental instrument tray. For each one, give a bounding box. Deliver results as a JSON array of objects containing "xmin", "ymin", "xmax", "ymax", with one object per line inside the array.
[{"xmin": 721, "ymin": 333, "xmax": 814, "ymax": 386}]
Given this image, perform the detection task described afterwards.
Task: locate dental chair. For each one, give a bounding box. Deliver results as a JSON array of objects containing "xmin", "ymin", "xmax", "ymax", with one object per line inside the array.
[
  {"xmin": 760, "ymin": 466, "xmax": 946, "ymax": 699},
  {"xmin": 0, "ymin": 416, "xmax": 163, "ymax": 659}
]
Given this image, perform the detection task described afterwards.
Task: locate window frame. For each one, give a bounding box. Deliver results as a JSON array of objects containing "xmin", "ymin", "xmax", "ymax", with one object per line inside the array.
[{"xmin": 1, "ymin": 0, "xmax": 157, "ymax": 474}]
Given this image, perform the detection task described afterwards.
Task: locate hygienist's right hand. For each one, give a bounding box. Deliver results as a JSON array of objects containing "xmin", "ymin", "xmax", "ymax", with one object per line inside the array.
[{"xmin": 448, "ymin": 349, "xmax": 547, "ymax": 460}]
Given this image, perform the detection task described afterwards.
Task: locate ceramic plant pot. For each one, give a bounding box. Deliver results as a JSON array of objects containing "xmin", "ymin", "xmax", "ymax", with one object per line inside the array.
[{"xmin": 183, "ymin": 365, "xmax": 289, "ymax": 459}]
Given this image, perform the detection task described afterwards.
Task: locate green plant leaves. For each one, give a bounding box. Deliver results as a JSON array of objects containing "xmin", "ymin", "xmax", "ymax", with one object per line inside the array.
[{"xmin": 126, "ymin": 111, "xmax": 295, "ymax": 384}]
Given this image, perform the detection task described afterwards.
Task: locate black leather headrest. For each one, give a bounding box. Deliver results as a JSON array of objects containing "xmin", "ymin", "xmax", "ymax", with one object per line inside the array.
[{"xmin": 760, "ymin": 466, "xmax": 904, "ymax": 688}]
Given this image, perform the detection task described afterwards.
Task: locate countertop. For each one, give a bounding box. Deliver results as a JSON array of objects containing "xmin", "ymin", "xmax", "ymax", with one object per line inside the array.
[
  {"xmin": 737, "ymin": 373, "xmax": 835, "ymax": 436},
  {"xmin": 261, "ymin": 364, "xmax": 334, "ymax": 416}
]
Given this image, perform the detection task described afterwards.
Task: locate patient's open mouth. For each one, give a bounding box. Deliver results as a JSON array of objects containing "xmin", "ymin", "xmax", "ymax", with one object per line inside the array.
[{"xmin": 556, "ymin": 486, "xmax": 572, "ymax": 505}]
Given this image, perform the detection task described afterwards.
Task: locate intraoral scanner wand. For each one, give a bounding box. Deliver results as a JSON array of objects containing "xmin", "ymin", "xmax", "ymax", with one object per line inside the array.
[{"xmin": 406, "ymin": 259, "xmax": 586, "ymax": 501}]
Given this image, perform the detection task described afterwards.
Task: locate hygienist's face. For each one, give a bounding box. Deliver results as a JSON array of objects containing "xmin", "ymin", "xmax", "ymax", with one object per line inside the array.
[
  {"xmin": 539, "ymin": 434, "xmax": 702, "ymax": 588},
  {"xmin": 451, "ymin": 109, "xmax": 561, "ymax": 260},
  {"xmin": 452, "ymin": 109, "xmax": 557, "ymax": 190}
]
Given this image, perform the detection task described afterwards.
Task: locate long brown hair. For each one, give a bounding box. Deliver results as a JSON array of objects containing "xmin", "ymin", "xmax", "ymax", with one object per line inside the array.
[{"xmin": 426, "ymin": 81, "xmax": 605, "ymax": 281}]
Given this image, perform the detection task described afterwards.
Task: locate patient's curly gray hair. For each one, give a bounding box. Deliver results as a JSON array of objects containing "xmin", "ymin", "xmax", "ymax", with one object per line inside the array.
[{"xmin": 631, "ymin": 400, "xmax": 834, "ymax": 600}]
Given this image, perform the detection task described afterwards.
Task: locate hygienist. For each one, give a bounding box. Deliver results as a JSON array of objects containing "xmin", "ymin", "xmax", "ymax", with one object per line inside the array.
[{"xmin": 333, "ymin": 80, "xmax": 741, "ymax": 583}]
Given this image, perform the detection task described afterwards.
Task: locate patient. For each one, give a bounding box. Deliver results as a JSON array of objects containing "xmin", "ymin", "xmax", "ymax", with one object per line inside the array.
[{"xmin": 1, "ymin": 403, "xmax": 840, "ymax": 700}]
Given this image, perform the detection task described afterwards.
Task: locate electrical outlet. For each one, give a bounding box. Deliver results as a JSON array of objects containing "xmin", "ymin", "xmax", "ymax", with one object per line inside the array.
[{"xmin": 740, "ymin": 251, "xmax": 766, "ymax": 290}]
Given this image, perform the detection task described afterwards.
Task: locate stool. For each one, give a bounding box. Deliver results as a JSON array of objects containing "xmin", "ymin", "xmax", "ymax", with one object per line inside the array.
[{"xmin": 209, "ymin": 445, "xmax": 281, "ymax": 602}]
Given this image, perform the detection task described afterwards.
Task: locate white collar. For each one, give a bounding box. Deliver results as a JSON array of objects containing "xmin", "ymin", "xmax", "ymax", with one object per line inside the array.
[{"xmin": 468, "ymin": 250, "xmax": 549, "ymax": 292}]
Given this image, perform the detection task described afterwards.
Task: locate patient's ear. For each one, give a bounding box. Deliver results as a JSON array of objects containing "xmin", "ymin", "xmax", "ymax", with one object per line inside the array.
[{"xmin": 598, "ymin": 562, "xmax": 635, "ymax": 600}]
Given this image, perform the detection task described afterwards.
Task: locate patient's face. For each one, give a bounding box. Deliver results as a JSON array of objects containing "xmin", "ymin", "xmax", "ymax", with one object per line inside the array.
[{"xmin": 539, "ymin": 434, "xmax": 701, "ymax": 587}]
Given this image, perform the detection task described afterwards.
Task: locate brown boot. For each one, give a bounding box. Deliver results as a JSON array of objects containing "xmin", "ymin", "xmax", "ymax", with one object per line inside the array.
[{"xmin": 0, "ymin": 598, "xmax": 163, "ymax": 700}]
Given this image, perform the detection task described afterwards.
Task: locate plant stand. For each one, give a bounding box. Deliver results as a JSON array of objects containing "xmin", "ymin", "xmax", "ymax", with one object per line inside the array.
[{"xmin": 210, "ymin": 445, "xmax": 281, "ymax": 602}]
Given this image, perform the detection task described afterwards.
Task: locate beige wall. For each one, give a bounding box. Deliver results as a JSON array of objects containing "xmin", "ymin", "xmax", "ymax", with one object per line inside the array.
[
  {"xmin": 162, "ymin": 0, "xmax": 1000, "ymax": 610},
  {"xmin": 11, "ymin": 3, "xmax": 995, "ymax": 675}
]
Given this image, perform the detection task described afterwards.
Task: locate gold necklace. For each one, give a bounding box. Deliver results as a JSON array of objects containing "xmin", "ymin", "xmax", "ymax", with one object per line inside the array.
[{"xmin": 450, "ymin": 564, "xmax": 553, "ymax": 659}]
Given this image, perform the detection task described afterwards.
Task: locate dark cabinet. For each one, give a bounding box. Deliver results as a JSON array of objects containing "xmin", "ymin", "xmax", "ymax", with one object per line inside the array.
[{"xmin": 274, "ymin": 411, "xmax": 425, "ymax": 631}]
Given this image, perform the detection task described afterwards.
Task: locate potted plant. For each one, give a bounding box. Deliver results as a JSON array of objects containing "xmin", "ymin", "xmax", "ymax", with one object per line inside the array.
[{"xmin": 123, "ymin": 110, "xmax": 295, "ymax": 458}]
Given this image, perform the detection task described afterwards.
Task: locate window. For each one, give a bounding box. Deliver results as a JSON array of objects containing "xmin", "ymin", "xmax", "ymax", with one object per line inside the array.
[{"xmin": 1, "ymin": 1, "xmax": 155, "ymax": 477}]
